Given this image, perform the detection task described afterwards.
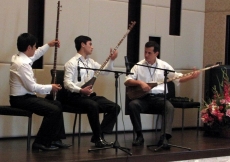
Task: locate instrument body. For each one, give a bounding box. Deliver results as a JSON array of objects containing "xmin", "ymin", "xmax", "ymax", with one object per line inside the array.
[
  {"xmin": 80, "ymin": 21, "xmax": 136, "ymax": 89},
  {"xmin": 51, "ymin": 1, "xmax": 61, "ymax": 100},
  {"xmin": 126, "ymin": 83, "xmax": 157, "ymax": 100},
  {"xmin": 126, "ymin": 64, "xmax": 219, "ymax": 100}
]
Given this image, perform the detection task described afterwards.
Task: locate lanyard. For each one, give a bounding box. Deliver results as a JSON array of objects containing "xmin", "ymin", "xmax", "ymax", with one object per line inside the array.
[
  {"xmin": 146, "ymin": 62, "xmax": 157, "ymax": 80},
  {"xmin": 79, "ymin": 58, "xmax": 89, "ymax": 76}
]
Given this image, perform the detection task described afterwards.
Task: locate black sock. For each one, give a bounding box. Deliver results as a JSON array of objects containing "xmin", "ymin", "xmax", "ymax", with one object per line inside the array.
[{"xmin": 101, "ymin": 133, "xmax": 104, "ymax": 139}]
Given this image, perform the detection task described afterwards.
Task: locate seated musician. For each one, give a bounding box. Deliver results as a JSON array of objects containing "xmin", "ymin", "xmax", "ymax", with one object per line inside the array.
[
  {"xmin": 124, "ymin": 41, "xmax": 200, "ymax": 148},
  {"xmin": 63, "ymin": 35, "xmax": 120, "ymax": 148},
  {"xmin": 10, "ymin": 33, "xmax": 71, "ymax": 151}
]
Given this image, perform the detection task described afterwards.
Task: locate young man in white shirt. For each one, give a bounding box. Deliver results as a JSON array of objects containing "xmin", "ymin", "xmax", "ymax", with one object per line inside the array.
[
  {"xmin": 64, "ymin": 35, "xmax": 120, "ymax": 148},
  {"xmin": 10, "ymin": 33, "xmax": 71, "ymax": 151},
  {"xmin": 124, "ymin": 41, "xmax": 200, "ymax": 149}
]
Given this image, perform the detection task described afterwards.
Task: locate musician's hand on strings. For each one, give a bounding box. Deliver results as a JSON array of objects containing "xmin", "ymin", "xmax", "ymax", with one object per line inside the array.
[
  {"xmin": 190, "ymin": 68, "xmax": 200, "ymax": 79},
  {"xmin": 140, "ymin": 82, "xmax": 151, "ymax": 92},
  {"xmin": 48, "ymin": 40, "xmax": 60, "ymax": 48},
  {"xmin": 80, "ymin": 85, "xmax": 93, "ymax": 96},
  {"xmin": 51, "ymin": 84, "xmax": 62, "ymax": 92},
  {"xmin": 110, "ymin": 48, "xmax": 118, "ymax": 60}
]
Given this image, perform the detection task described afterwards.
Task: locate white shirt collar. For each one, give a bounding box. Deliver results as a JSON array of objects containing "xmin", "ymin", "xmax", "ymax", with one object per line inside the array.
[{"xmin": 13, "ymin": 52, "xmax": 33, "ymax": 66}]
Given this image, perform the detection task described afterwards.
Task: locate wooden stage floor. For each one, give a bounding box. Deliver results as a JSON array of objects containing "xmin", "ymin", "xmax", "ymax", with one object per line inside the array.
[{"xmin": 0, "ymin": 129, "xmax": 230, "ymax": 162}]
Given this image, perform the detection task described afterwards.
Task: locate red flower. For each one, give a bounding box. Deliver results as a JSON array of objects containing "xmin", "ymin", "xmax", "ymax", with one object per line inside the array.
[
  {"xmin": 219, "ymin": 105, "xmax": 224, "ymax": 110},
  {"xmin": 201, "ymin": 69, "xmax": 230, "ymax": 129}
]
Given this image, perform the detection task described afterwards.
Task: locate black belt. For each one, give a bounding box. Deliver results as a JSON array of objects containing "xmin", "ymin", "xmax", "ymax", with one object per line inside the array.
[
  {"xmin": 146, "ymin": 93, "xmax": 165, "ymax": 98},
  {"xmin": 10, "ymin": 94, "xmax": 37, "ymax": 98}
]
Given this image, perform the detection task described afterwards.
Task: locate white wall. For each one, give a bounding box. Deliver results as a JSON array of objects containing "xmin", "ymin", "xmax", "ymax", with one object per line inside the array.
[{"xmin": 0, "ymin": 0, "xmax": 205, "ymax": 137}]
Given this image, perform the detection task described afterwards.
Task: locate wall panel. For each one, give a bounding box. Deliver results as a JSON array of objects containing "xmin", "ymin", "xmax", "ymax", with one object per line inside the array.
[
  {"xmin": 155, "ymin": 7, "xmax": 175, "ymax": 64},
  {"xmin": 0, "ymin": 0, "xmax": 205, "ymax": 137},
  {"xmin": 139, "ymin": 5, "xmax": 157, "ymax": 59},
  {"xmin": 0, "ymin": 0, "xmax": 28, "ymax": 63},
  {"xmin": 174, "ymin": 10, "xmax": 204, "ymax": 69},
  {"xmin": 89, "ymin": 0, "xmax": 128, "ymax": 67},
  {"xmin": 0, "ymin": 0, "xmax": 28, "ymax": 137},
  {"xmin": 182, "ymin": 0, "xmax": 205, "ymax": 12},
  {"xmin": 44, "ymin": 0, "xmax": 90, "ymax": 65}
]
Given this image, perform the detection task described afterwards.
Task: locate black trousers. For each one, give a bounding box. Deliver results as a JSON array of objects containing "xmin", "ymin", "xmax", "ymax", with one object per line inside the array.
[
  {"xmin": 128, "ymin": 95, "xmax": 174, "ymax": 136},
  {"xmin": 10, "ymin": 94, "xmax": 66, "ymax": 146},
  {"xmin": 66, "ymin": 92, "xmax": 120, "ymax": 139}
]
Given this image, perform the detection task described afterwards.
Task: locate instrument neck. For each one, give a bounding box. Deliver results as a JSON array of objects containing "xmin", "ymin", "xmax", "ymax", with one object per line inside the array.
[
  {"xmin": 93, "ymin": 22, "xmax": 136, "ymax": 77},
  {"xmin": 162, "ymin": 64, "xmax": 220, "ymax": 84},
  {"xmin": 52, "ymin": 1, "xmax": 61, "ymax": 84}
]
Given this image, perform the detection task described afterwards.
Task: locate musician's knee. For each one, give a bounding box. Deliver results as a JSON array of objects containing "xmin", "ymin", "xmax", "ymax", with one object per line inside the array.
[
  {"xmin": 165, "ymin": 102, "xmax": 174, "ymax": 114},
  {"xmin": 115, "ymin": 104, "xmax": 120, "ymax": 114},
  {"xmin": 128, "ymin": 100, "xmax": 140, "ymax": 111}
]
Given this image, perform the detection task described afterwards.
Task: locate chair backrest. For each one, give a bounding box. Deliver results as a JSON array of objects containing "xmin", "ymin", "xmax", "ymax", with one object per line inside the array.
[
  {"xmin": 48, "ymin": 69, "xmax": 69, "ymax": 104},
  {"xmin": 167, "ymin": 81, "xmax": 175, "ymax": 99}
]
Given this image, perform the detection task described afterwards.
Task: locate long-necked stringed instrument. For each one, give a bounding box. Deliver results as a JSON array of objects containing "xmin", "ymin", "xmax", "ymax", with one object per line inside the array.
[
  {"xmin": 126, "ymin": 64, "xmax": 220, "ymax": 100},
  {"xmin": 81, "ymin": 21, "xmax": 136, "ymax": 89},
  {"xmin": 51, "ymin": 1, "xmax": 62, "ymax": 100}
]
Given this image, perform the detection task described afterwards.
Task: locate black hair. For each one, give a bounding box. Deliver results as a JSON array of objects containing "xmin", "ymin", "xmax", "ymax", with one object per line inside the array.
[
  {"xmin": 145, "ymin": 41, "xmax": 160, "ymax": 53},
  {"xmin": 74, "ymin": 35, "xmax": 92, "ymax": 51},
  {"xmin": 17, "ymin": 33, "xmax": 37, "ymax": 52}
]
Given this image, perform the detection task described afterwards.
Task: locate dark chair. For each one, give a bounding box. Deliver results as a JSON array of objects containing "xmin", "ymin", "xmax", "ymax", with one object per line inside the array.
[
  {"xmin": 166, "ymin": 81, "xmax": 200, "ymax": 134},
  {"xmin": 126, "ymin": 81, "xmax": 200, "ymax": 140},
  {"xmin": 48, "ymin": 69, "xmax": 104, "ymax": 146},
  {"xmin": 0, "ymin": 106, "xmax": 32, "ymax": 150},
  {"xmin": 46, "ymin": 69, "xmax": 83, "ymax": 146}
]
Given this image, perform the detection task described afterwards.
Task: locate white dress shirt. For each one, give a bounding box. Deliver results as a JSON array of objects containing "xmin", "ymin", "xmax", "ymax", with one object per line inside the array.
[
  {"xmin": 125, "ymin": 58, "xmax": 183, "ymax": 94},
  {"xmin": 10, "ymin": 44, "xmax": 52, "ymax": 96},
  {"xmin": 64, "ymin": 53, "xmax": 114, "ymax": 93}
]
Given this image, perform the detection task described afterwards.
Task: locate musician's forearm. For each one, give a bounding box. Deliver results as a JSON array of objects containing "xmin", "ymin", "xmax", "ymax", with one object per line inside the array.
[
  {"xmin": 179, "ymin": 72, "xmax": 199, "ymax": 83},
  {"xmin": 124, "ymin": 79, "xmax": 144, "ymax": 86},
  {"xmin": 179, "ymin": 75, "xmax": 193, "ymax": 83}
]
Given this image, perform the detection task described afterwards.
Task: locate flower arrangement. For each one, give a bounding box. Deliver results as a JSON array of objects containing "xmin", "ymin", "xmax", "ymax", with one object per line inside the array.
[{"xmin": 201, "ymin": 69, "xmax": 230, "ymax": 135}]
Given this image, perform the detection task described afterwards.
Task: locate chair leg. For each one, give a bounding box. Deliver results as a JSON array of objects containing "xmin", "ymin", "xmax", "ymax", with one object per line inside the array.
[
  {"xmin": 155, "ymin": 115, "xmax": 160, "ymax": 133},
  {"xmin": 78, "ymin": 114, "xmax": 81, "ymax": 147},
  {"xmin": 27, "ymin": 116, "xmax": 32, "ymax": 151},
  {"xmin": 182, "ymin": 108, "xmax": 184, "ymax": 133},
  {"xmin": 196, "ymin": 107, "xmax": 200, "ymax": 136},
  {"xmin": 72, "ymin": 114, "xmax": 78, "ymax": 144}
]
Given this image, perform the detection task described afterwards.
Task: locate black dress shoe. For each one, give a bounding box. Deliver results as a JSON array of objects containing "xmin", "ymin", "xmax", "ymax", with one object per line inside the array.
[
  {"xmin": 51, "ymin": 140, "xmax": 72, "ymax": 148},
  {"xmin": 157, "ymin": 141, "xmax": 171, "ymax": 150},
  {"xmin": 91, "ymin": 136, "xmax": 113, "ymax": 146},
  {"xmin": 157, "ymin": 134, "xmax": 171, "ymax": 150},
  {"xmin": 32, "ymin": 143, "xmax": 59, "ymax": 151},
  {"xmin": 95, "ymin": 137, "xmax": 107, "ymax": 148},
  {"xmin": 166, "ymin": 134, "xmax": 172, "ymax": 140},
  {"xmin": 132, "ymin": 136, "xmax": 144, "ymax": 146},
  {"xmin": 102, "ymin": 139, "xmax": 114, "ymax": 146}
]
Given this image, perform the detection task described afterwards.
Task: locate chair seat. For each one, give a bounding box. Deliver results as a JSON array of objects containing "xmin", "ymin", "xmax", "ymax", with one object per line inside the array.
[
  {"xmin": 171, "ymin": 102, "xmax": 200, "ymax": 108},
  {"xmin": 0, "ymin": 106, "xmax": 33, "ymax": 150},
  {"xmin": 0, "ymin": 106, "xmax": 32, "ymax": 117}
]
